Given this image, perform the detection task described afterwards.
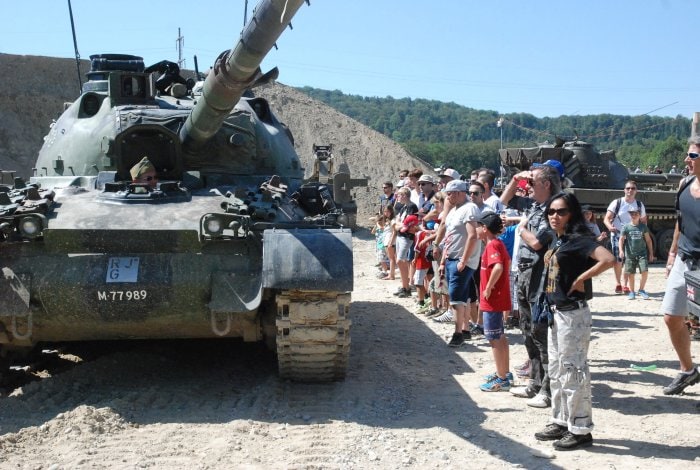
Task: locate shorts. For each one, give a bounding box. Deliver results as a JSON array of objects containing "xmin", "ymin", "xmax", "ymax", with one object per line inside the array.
[
  {"xmin": 483, "ymin": 311, "xmax": 505, "ymax": 340},
  {"xmin": 396, "ymin": 236, "xmax": 412, "ymax": 261},
  {"xmin": 413, "ymin": 268, "xmax": 428, "ymax": 286},
  {"xmin": 624, "ymin": 255, "xmax": 648, "ymax": 274},
  {"xmin": 610, "ymin": 232, "xmax": 622, "ymax": 262},
  {"xmin": 467, "ymin": 276, "xmax": 478, "ymax": 303},
  {"xmin": 661, "ymin": 256, "xmax": 693, "ymax": 317},
  {"xmin": 376, "ymin": 249, "xmax": 388, "ymax": 264},
  {"xmin": 445, "ymin": 259, "xmax": 475, "ymax": 305}
]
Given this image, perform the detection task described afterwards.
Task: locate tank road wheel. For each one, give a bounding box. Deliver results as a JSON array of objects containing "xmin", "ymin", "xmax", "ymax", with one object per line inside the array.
[
  {"xmin": 655, "ymin": 229, "xmax": 674, "ymax": 260},
  {"xmin": 275, "ymin": 291, "xmax": 351, "ymax": 382}
]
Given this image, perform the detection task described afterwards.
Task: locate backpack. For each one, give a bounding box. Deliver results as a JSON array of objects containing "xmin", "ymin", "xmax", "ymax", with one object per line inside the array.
[{"xmin": 612, "ymin": 197, "xmax": 642, "ymax": 223}]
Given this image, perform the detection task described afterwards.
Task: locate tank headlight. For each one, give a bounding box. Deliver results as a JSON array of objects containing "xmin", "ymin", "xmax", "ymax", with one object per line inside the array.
[
  {"xmin": 204, "ymin": 216, "xmax": 223, "ymax": 236},
  {"xmin": 337, "ymin": 214, "xmax": 349, "ymax": 227},
  {"xmin": 19, "ymin": 215, "xmax": 43, "ymax": 238}
]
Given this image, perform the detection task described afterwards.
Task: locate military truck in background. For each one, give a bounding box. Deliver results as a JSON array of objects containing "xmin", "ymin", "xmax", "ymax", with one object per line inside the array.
[{"xmin": 499, "ymin": 139, "xmax": 681, "ymax": 259}]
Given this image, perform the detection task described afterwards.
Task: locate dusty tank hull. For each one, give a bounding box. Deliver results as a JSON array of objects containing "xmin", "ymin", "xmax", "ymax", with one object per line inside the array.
[
  {"xmin": 0, "ymin": 0, "xmax": 355, "ymax": 383},
  {"xmin": 499, "ymin": 140, "xmax": 678, "ymax": 259}
]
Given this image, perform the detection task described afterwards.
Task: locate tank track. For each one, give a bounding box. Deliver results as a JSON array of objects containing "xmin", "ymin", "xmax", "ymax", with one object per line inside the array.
[{"xmin": 275, "ymin": 291, "xmax": 350, "ymax": 382}]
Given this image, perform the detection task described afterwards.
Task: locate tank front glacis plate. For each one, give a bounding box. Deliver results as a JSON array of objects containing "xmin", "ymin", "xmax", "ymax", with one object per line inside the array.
[{"xmin": 0, "ymin": 246, "xmax": 262, "ymax": 343}]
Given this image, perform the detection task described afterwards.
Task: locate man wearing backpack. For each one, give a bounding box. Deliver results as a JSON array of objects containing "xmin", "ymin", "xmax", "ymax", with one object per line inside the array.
[{"xmin": 604, "ymin": 180, "xmax": 647, "ymax": 294}]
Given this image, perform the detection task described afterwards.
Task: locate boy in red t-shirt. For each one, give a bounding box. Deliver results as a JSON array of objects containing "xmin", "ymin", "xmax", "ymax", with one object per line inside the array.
[{"xmin": 475, "ymin": 212, "xmax": 512, "ymax": 392}]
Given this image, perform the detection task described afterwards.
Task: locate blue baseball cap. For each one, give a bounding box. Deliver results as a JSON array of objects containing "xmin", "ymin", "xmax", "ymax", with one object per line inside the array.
[{"xmin": 533, "ymin": 159, "xmax": 565, "ymax": 179}]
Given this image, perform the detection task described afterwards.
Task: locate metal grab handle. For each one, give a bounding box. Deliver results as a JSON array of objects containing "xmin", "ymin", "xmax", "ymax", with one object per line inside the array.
[
  {"xmin": 210, "ymin": 311, "xmax": 231, "ymax": 337},
  {"xmin": 11, "ymin": 312, "xmax": 33, "ymax": 341}
]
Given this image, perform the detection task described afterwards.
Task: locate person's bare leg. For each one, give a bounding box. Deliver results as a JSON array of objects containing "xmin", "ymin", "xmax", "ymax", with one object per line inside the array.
[
  {"xmin": 398, "ymin": 260, "xmax": 409, "ymax": 290},
  {"xmin": 665, "ymin": 314, "xmax": 694, "ymax": 371},
  {"xmin": 639, "ymin": 270, "xmax": 648, "ymax": 291},
  {"xmin": 613, "ymin": 261, "xmax": 622, "ymax": 286},
  {"xmin": 454, "ymin": 304, "xmax": 467, "ymax": 333},
  {"xmin": 492, "ymin": 336, "xmax": 510, "ymax": 378}
]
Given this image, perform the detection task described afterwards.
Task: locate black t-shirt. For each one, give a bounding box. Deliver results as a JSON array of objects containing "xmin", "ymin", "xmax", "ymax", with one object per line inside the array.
[
  {"xmin": 544, "ymin": 234, "xmax": 598, "ymax": 307},
  {"xmin": 678, "ymin": 180, "xmax": 700, "ymax": 259}
]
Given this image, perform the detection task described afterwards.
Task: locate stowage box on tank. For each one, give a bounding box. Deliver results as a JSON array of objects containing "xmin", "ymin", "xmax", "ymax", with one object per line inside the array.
[{"xmin": 0, "ymin": 0, "xmax": 354, "ymax": 383}]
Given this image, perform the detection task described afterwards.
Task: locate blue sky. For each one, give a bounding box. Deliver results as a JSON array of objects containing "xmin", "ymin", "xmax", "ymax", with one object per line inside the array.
[{"xmin": 2, "ymin": 0, "xmax": 698, "ymax": 118}]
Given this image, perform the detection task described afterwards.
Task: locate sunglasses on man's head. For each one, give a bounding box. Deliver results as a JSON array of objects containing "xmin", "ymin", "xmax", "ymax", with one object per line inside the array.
[
  {"xmin": 688, "ymin": 152, "xmax": 700, "ymax": 159},
  {"xmin": 547, "ymin": 208, "xmax": 570, "ymax": 216}
]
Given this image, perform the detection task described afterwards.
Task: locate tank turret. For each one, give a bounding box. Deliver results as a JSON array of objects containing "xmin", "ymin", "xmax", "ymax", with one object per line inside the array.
[{"xmin": 2, "ymin": 0, "xmax": 355, "ymax": 384}]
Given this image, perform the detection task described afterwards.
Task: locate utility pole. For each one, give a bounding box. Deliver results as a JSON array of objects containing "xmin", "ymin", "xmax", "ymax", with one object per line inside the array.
[{"xmin": 176, "ymin": 28, "xmax": 185, "ymax": 69}]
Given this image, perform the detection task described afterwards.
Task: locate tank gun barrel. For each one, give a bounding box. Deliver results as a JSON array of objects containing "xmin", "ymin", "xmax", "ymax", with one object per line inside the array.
[{"xmin": 180, "ymin": 0, "xmax": 305, "ymax": 147}]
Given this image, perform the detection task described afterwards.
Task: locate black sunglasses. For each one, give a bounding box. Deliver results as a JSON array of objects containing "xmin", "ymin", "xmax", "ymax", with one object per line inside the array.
[
  {"xmin": 469, "ymin": 191, "xmax": 482, "ymax": 196},
  {"xmin": 144, "ymin": 176, "xmax": 155, "ymax": 181},
  {"xmin": 418, "ymin": 182, "xmax": 431, "ymax": 186},
  {"xmin": 547, "ymin": 208, "xmax": 570, "ymax": 216},
  {"xmin": 688, "ymin": 152, "xmax": 700, "ymax": 159},
  {"xmin": 624, "ymin": 186, "xmax": 636, "ymax": 190}
]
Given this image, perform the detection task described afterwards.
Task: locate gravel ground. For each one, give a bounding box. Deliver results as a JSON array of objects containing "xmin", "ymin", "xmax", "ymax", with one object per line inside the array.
[{"xmin": 0, "ymin": 231, "xmax": 699, "ymax": 469}]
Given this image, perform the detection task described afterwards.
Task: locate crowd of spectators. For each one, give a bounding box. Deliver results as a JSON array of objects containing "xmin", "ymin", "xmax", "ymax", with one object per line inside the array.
[{"xmin": 370, "ymin": 150, "xmax": 700, "ymax": 451}]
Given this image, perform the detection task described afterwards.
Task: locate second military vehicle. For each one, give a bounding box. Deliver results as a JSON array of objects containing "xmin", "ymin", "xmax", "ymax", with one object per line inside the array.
[{"xmin": 499, "ymin": 139, "xmax": 681, "ymax": 259}]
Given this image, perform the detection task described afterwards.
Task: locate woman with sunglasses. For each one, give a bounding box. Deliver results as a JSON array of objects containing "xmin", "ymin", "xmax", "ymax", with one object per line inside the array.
[{"xmin": 534, "ymin": 192, "xmax": 613, "ymax": 451}]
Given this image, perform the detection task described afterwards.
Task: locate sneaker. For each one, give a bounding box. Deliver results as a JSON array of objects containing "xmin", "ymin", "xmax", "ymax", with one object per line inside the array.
[
  {"xmin": 614, "ymin": 284, "xmax": 623, "ymax": 294},
  {"xmin": 479, "ymin": 377, "xmax": 511, "ymax": 392},
  {"xmin": 460, "ymin": 330, "xmax": 473, "ymax": 341},
  {"xmin": 627, "ymin": 292, "xmax": 635, "ymax": 300},
  {"xmin": 448, "ymin": 332, "xmax": 464, "ymax": 347},
  {"xmin": 662, "ymin": 367, "xmax": 700, "ymax": 395},
  {"xmin": 638, "ymin": 289, "xmax": 650, "ymax": 300},
  {"xmin": 415, "ymin": 301, "xmax": 431, "ymax": 314},
  {"xmin": 515, "ymin": 360, "xmax": 531, "ymax": 378},
  {"xmin": 396, "ymin": 288, "xmax": 411, "ymax": 298},
  {"xmin": 432, "ymin": 310, "xmax": 454, "ymax": 323},
  {"xmin": 534, "ymin": 423, "xmax": 567, "ymax": 441},
  {"xmin": 470, "ymin": 323, "xmax": 484, "ymax": 336},
  {"xmin": 526, "ymin": 393, "xmax": 551, "ymax": 408},
  {"xmin": 505, "ymin": 316, "xmax": 520, "ymax": 329},
  {"xmin": 510, "ymin": 384, "xmax": 538, "ymax": 398},
  {"xmin": 623, "ymin": 286, "xmax": 631, "ymax": 294},
  {"xmin": 483, "ymin": 371, "xmax": 514, "ymax": 383},
  {"xmin": 553, "ymin": 432, "xmax": 593, "ymax": 451},
  {"xmin": 392, "ymin": 287, "xmax": 404, "ymax": 296},
  {"xmin": 425, "ymin": 307, "xmax": 440, "ymax": 318}
]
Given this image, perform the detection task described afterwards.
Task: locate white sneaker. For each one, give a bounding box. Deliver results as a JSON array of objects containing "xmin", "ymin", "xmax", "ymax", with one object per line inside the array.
[
  {"xmin": 510, "ymin": 385, "xmax": 537, "ymax": 398},
  {"xmin": 432, "ymin": 310, "xmax": 454, "ymax": 323},
  {"xmin": 526, "ymin": 393, "xmax": 551, "ymax": 408}
]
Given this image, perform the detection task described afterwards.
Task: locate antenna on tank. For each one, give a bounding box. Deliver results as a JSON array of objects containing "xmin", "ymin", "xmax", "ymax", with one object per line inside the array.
[
  {"xmin": 176, "ymin": 28, "xmax": 185, "ymax": 69},
  {"xmin": 67, "ymin": 0, "xmax": 82, "ymax": 93},
  {"xmin": 244, "ymin": 0, "xmax": 249, "ymax": 26}
]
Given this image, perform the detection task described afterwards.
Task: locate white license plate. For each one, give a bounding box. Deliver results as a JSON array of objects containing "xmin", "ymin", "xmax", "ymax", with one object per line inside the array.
[{"xmin": 106, "ymin": 257, "xmax": 140, "ymax": 283}]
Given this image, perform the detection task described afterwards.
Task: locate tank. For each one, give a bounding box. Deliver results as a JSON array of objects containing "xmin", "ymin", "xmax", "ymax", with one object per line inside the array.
[
  {"xmin": 0, "ymin": 0, "xmax": 354, "ymax": 383},
  {"xmin": 498, "ymin": 139, "xmax": 680, "ymax": 259}
]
